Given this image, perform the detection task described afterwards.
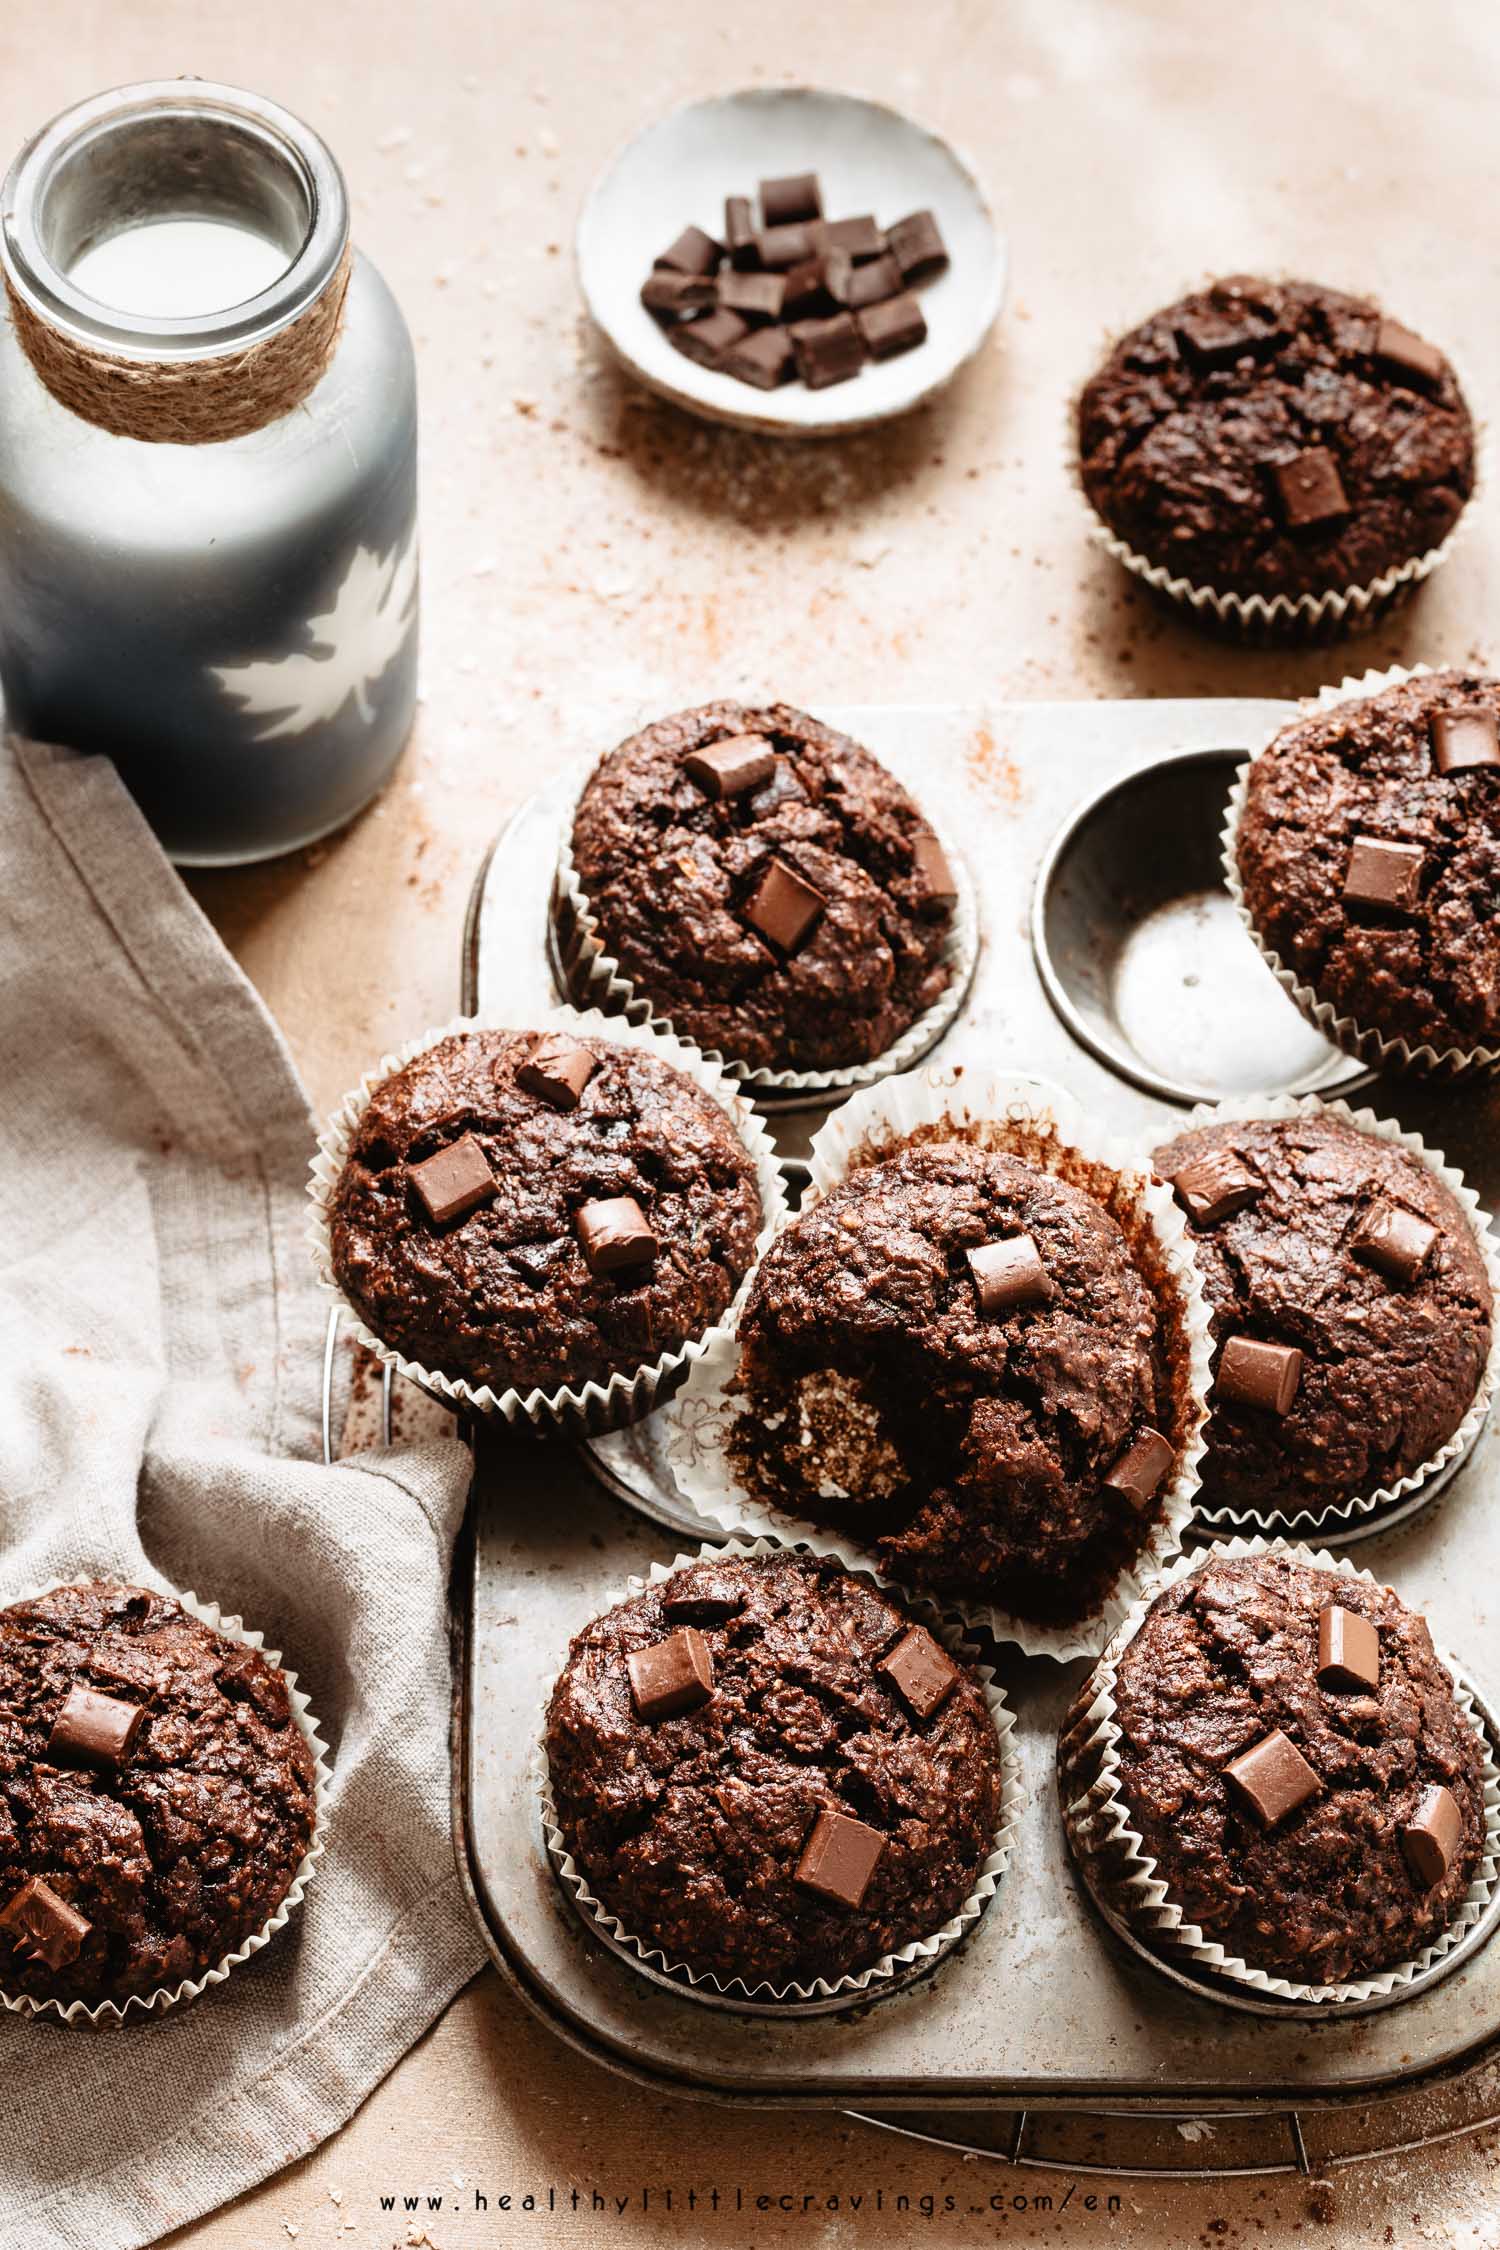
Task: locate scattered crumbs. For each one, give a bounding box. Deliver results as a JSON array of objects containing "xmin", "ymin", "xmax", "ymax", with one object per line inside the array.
[
  {"xmin": 328, "ymin": 2187, "xmax": 343, "ymax": 2206},
  {"xmin": 1176, "ymin": 2118, "xmax": 1216, "ymax": 2142},
  {"xmin": 283, "ymin": 2228, "xmax": 298, "ymax": 2241},
  {"xmin": 514, "ymin": 397, "xmax": 538, "ymax": 416}
]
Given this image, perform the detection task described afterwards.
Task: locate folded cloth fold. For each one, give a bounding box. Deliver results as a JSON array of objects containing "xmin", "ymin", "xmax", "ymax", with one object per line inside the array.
[{"xmin": 0, "ymin": 735, "xmax": 483, "ymax": 2250}]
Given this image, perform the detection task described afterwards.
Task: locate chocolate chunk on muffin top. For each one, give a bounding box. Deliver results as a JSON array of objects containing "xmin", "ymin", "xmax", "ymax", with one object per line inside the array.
[
  {"xmin": 545, "ymin": 1551, "xmax": 1003, "ymax": 1988},
  {"xmin": 1236, "ymin": 670, "xmax": 1500, "ymax": 1056},
  {"xmin": 1155, "ymin": 1113, "xmax": 1491, "ymax": 1518},
  {"xmin": 730, "ymin": 1141, "xmax": 1183, "ymax": 1623},
  {"xmin": 1077, "ymin": 278, "xmax": 1474, "ymax": 600},
  {"xmin": 0, "ymin": 1583, "xmax": 317, "ymax": 2007},
  {"xmin": 1109, "ymin": 1552, "xmax": 1486, "ymax": 1983},
  {"xmin": 329, "ymin": 1029, "xmax": 763, "ymax": 1394},
  {"xmin": 567, "ymin": 702, "xmax": 956, "ymax": 1074}
]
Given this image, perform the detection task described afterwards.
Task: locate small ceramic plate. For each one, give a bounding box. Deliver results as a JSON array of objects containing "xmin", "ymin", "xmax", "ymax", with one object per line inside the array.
[{"xmin": 576, "ymin": 85, "xmax": 1005, "ymax": 438}]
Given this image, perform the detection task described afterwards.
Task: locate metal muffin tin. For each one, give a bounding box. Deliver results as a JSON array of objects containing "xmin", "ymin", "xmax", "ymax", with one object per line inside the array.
[{"xmin": 431, "ymin": 700, "xmax": 1500, "ymax": 2177}]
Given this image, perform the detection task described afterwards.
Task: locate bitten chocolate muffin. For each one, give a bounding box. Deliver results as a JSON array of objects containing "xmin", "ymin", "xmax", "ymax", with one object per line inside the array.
[
  {"xmin": 731, "ymin": 1141, "xmax": 1184, "ymax": 1622},
  {"xmin": 567, "ymin": 702, "xmax": 957, "ymax": 1074},
  {"xmin": 1236, "ymin": 670, "xmax": 1500, "ymax": 1057},
  {"xmin": 0, "ymin": 1583, "xmax": 317, "ymax": 2008},
  {"xmin": 1077, "ymin": 277, "xmax": 1475, "ymax": 601},
  {"xmin": 545, "ymin": 1551, "xmax": 1003, "ymax": 1988},
  {"xmin": 1098, "ymin": 1552, "xmax": 1487, "ymax": 1984},
  {"xmin": 1154, "ymin": 1113, "xmax": 1492, "ymax": 1518},
  {"xmin": 329, "ymin": 1029, "xmax": 763, "ymax": 1394}
]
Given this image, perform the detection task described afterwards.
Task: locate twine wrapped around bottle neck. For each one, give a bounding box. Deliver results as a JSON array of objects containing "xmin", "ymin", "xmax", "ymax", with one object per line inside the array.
[{"xmin": 3, "ymin": 243, "xmax": 352, "ymax": 444}]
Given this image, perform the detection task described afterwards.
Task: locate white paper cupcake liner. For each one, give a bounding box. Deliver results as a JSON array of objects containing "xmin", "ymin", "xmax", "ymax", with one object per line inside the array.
[
  {"xmin": 536, "ymin": 1536, "xmax": 1022, "ymax": 2012},
  {"xmin": 662, "ymin": 1064, "xmax": 1215, "ymax": 1662},
  {"xmin": 1222, "ymin": 663, "xmax": 1500, "ymax": 1078},
  {"xmin": 1066, "ymin": 343, "xmax": 1484, "ymax": 644},
  {"xmin": 1, "ymin": 1582, "xmax": 329, "ymax": 2028},
  {"xmin": 1060, "ymin": 1536, "xmax": 1500, "ymax": 2010},
  {"xmin": 1148, "ymin": 1092, "xmax": 1500, "ymax": 1542},
  {"xmin": 553, "ymin": 753, "xmax": 980, "ymax": 1097},
  {"xmin": 307, "ymin": 1007, "xmax": 789, "ymax": 1434}
]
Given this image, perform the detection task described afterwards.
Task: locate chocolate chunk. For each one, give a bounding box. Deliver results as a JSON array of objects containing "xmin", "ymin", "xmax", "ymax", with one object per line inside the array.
[
  {"xmin": 668, "ymin": 309, "xmax": 750, "ymax": 369},
  {"xmin": 1216, "ymin": 1335, "xmax": 1304, "ymax": 1415},
  {"xmin": 966, "ymin": 1232, "xmax": 1052, "ymax": 1314},
  {"xmin": 46, "ymin": 1684, "xmax": 146, "ymax": 1771},
  {"xmin": 684, "ymin": 734, "xmax": 778, "ymax": 800},
  {"xmin": 716, "ymin": 269, "xmax": 786, "ymax": 324},
  {"xmin": 1375, "ymin": 317, "xmax": 1446, "ymax": 393},
  {"xmin": 654, "ymin": 225, "xmax": 722, "ymax": 277},
  {"xmin": 783, "ymin": 251, "xmax": 854, "ymax": 321},
  {"xmin": 720, "ymin": 325, "xmax": 797, "ymax": 390},
  {"xmin": 824, "ymin": 214, "xmax": 885, "ymax": 262},
  {"xmin": 886, "ymin": 209, "xmax": 949, "ymax": 284},
  {"xmin": 1317, "ymin": 1603, "xmax": 1380, "ymax": 1693},
  {"xmin": 1170, "ymin": 1148, "xmax": 1262, "ymax": 1226},
  {"xmin": 661, "ymin": 1566, "xmax": 746, "ymax": 1625},
  {"xmin": 790, "ymin": 312, "xmax": 864, "ymax": 390},
  {"xmin": 408, "ymin": 1133, "xmax": 497, "ymax": 1226},
  {"xmin": 877, "ymin": 1626, "xmax": 959, "ymax": 1721},
  {"xmin": 795, "ymin": 1807, "xmax": 885, "ymax": 1909},
  {"xmin": 756, "ymin": 221, "xmax": 821, "ymax": 271},
  {"xmin": 516, "ymin": 1033, "xmax": 596, "ymax": 1113},
  {"xmin": 640, "ymin": 270, "xmax": 716, "ymax": 321},
  {"xmin": 1401, "ymin": 1783, "xmax": 1463, "ymax": 1888},
  {"xmin": 760, "ymin": 172, "xmax": 822, "ymax": 227},
  {"xmin": 0, "ymin": 1875, "xmax": 91, "ymax": 1969},
  {"xmin": 1342, "ymin": 835, "xmax": 1425, "ymax": 915},
  {"xmin": 857, "ymin": 292, "xmax": 927, "ymax": 361},
  {"xmin": 842, "ymin": 253, "xmax": 903, "ymax": 312},
  {"xmin": 744, "ymin": 857, "xmax": 825, "ymax": 954},
  {"xmin": 1102, "ymin": 1427, "xmax": 1174, "ymax": 1512},
  {"xmin": 1271, "ymin": 446, "xmax": 1350, "ymax": 529},
  {"xmin": 1432, "ymin": 708, "xmax": 1500, "ymax": 775},
  {"xmin": 1350, "ymin": 1199, "xmax": 1438, "ymax": 1286},
  {"xmin": 912, "ymin": 830, "xmax": 957, "ymax": 906},
  {"xmin": 1225, "ymin": 1728, "xmax": 1322, "ymax": 1829},
  {"xmin": 575, "ymin": 1194, "xmax": 657, "ymax": 1277},
  {"xmin": 626, "ymin": 1626, "xmax": 713, "ymax": 1722},
  {"xmin": 1175, "ymin": 311, "xmax": 1283, "ymax": 370},
  {"xmin": 724, "ymin": 195, "xmax": 759, "ymax": 270}
]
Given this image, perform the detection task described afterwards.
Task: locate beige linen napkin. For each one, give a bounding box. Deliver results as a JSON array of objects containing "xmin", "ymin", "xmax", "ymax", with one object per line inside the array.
[{"xmin": 0, "ymin": 736, "xmax": 484, "ymax": 2250}]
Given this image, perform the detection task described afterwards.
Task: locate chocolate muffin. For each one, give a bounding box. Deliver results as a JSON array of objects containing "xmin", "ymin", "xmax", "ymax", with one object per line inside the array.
[
  {"xmin": 730, "ymin": 1141, "xmax": 1186, "ymax": 1622},
  {"xmin": 545, "ymin": 1551, "xmax": 1003, "ymax": 1989},
  {"xmin": 1091, "ymin": 1552, "xmax": 1487, "ymax": 1984},
  {"xmin": 1077, "ymin": 277, "xmax": 1475, "ymax": 603},
  {"xmin": 1236, "ymin": 670, "xmax": 1500, "ymax": 1058},
  {"xmin": 566, "ymin": 702, "xmax": 957, "ymax": 1074},
  {"xmin": 1154, "ymin": 1113, "xmax": 1492, "ymax": 1519},
  {"xmin": 328, "ymin": 1028, "xmax": 763, "ymax": 1395},
  {"xmin": 0, "ymin": 1583, "xmax": 317, "ymax": 2009}
]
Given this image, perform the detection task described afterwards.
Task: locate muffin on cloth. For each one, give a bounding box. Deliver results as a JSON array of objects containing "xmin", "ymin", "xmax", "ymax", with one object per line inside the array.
[
  {"xmin": 729, "ymin": 1141, "xmax": 1186, "ymax": 1624},
  {"xmin": 1077, "ymin": 277, "xmax": 1475, "ymax": 605},
  {"xmin": 1234, "ymin": 669, "xmax": 1500, "ymax": 1062},
  {"xmin": 544, "ymin": 1549, "xmax": 1004, "ymax": 1990},
  {"xmin": 327, "ymin": 1027, "xmax": 764, "ymax": 1395},
  {"xmin": 564, "ymin": 701, "xmax": 957, "ymax": 1074},
  {"xmin": 1065, "ymin": 1551, "xmax": 1488, "ymax": 1987},
  {"xmin": 0, "ymin": 1584, "xmax": 318, "ymax": 2010},
  {"xmin": 1154, "ymin": 1111, "xmax": 1493, "ymax": 1520}
]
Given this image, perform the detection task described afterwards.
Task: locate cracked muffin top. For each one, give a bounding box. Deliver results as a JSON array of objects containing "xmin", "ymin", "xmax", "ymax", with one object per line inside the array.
[
  {"xmin": 0, "ymin": 1583, "xmax": 317, "ymax": 2008},
  {"xmin": 545, "ymin": 1550, "xmax": 1002, "ymax": 1988},
  {"xmin": 1108, "ymin": 1552, "xmax": 1487, "ymax": 1984},
  {"xmin": 1077, "ymin": 277, "xmax": 1474, "ymax": 600},
  {"xmin": 729, "ymin": 1139, "xmax": 1191, "ymax": 1624},
  {"xmin": 1154, "ymin": 1113, "xmax": 1492, "ymax": 1518},
  {"xmin": 567, "ymin": 702, "xmax": 956, "ymax": 1074},
  {"xmin": 329, "ymin": 1028, "xmax": 763, "ymax": 1395},
  {"xmin": 1235, "ymin": 670, "xmax": 1500, "ymax": 1057}
]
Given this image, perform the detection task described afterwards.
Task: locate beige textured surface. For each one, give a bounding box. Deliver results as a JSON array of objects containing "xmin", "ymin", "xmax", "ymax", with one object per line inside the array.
[{"xmin": 4, "ymin": 0, "xmax": 1500, "ymax": 2241}]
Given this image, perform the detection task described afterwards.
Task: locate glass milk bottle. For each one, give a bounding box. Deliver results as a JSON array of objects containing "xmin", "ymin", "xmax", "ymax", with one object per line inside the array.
[{"xmin": 0, "ymin": 81, "xmax": 418, "ymax": 863}]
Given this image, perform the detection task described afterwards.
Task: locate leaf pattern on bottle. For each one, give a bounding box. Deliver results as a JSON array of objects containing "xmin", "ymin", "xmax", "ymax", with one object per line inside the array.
[{"xmin": 210, "ymin": 533, "xmax": 417, "ymax": 740}]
